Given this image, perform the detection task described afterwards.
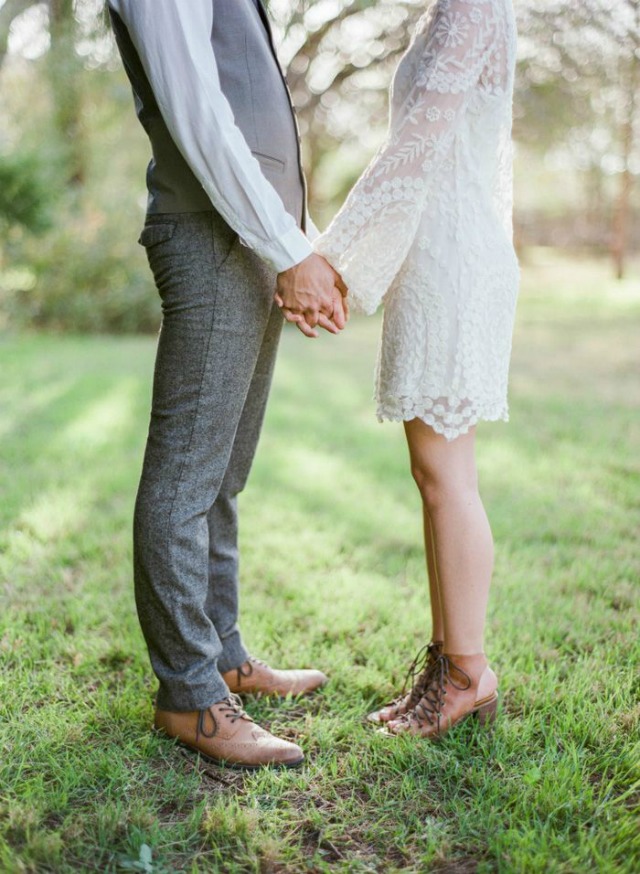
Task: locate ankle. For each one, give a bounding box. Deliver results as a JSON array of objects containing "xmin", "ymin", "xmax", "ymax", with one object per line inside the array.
[{"xmin": 443, "ymin": 652, "xmax": 489, "ymax": 684}]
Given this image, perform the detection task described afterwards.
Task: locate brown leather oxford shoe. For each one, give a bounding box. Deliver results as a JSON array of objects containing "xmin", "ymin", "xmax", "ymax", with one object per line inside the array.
[
  {"xmin": 221, "ymin": 655, "xmax": 328, "ymax": 698},
  {"xmin": 154, "ymin": 695, "xmax": 304, "ymax": 769}
]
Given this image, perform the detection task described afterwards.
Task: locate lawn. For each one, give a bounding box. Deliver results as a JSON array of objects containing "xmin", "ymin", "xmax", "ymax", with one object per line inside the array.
[{"xmin": 0, "ymin": 248, "xmax": 638, "ymax": 873}]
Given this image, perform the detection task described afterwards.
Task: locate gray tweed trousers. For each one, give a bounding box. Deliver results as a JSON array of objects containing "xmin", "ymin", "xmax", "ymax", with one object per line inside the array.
[{"xmin": 134, "ymin": 210, "xmax": 282, "ymax": 711}]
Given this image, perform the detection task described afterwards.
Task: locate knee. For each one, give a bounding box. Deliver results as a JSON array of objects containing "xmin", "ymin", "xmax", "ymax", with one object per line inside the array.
[
  {"xmin": 410, "ymin": 460, "xmax": 477, "ymax": 513},
  {"xmin": 410, "ymin": 462, "xmax": 441, "ymax": 512}
]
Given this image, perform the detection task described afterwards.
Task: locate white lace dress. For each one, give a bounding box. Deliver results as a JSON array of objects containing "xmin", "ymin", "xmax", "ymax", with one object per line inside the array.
[{"xmin": 314, "ymin": 0, "xmax": 519, "ymax": 440}]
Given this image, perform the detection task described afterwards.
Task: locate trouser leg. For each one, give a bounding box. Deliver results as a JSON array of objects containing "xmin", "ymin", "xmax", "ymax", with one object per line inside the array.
[
  {"xmin": 133, "ymin": 211, "xmax": 279, "ymax": 711},
  {"xmin": 205, "ymin": 302, "xmax": 284, "ymax": 673}
]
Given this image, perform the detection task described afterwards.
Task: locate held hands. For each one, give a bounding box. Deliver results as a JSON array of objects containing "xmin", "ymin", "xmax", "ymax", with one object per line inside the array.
[{"xmin": 275, "ymin": 254, "xmax": 348, "ymax": 339}]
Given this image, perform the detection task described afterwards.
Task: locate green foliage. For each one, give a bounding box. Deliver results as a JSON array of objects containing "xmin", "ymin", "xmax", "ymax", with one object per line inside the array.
[
  {"xmin": 0, "ymin": 252, "xmax": 638, "ymax": 872},
  {"xmin": 7, "ymin": 213, "xmax": 160, "ymax": 334},
  {"xmin": 1, "ymin": 31, "xmax": 158, "ymax": 333},
  {"xmin": 0, "ymin": 149, "xmax": 56, "ymax": 233},
  {"xmin": 0, "ymin": 0, "xmax": 638, "ymax": 334},
  {"xmin": 118, "ymin": 842, "xmax": 154, "ymax": 872}
]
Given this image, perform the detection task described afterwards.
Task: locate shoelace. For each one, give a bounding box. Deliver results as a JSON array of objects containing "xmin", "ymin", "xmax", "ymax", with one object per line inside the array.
[
  {"xmin": 196, "ymin": 694, "xmax": 253, "ymax": 740},
  {"xmin": 401, "ymin": 655, "xmax": 472, "ymax": 729},
  {"xmin": 383, "ymin": 642, "xmax": 440, "ymax": 711},
  {"xmin": 237, "ymin": 655, "xmax": 269, "ymax": 680}
]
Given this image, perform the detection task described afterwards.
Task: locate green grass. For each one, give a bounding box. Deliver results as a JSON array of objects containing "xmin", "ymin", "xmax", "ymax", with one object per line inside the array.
[{"xmin": 0, "ymin": 248, "xmax": 639, "ymax": 873}]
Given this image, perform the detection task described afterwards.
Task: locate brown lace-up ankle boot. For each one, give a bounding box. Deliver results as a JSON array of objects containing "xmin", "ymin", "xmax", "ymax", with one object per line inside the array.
[
  {"xmin": 386, "ymin": 652, "xmax": 498, "ymax": 738},
  {"xmin": 367, "ymin": 641, "xmax": 443, "ymax": 724}
]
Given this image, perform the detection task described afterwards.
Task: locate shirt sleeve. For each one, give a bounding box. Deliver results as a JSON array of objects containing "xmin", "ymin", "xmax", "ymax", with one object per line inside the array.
[
  {"xmin": 109, "ymin": 0, "xmax": 313, "ymax": 273},
  {"xmin": 314, "ymin": 0, "xmax": 504, "ymax": 314}
]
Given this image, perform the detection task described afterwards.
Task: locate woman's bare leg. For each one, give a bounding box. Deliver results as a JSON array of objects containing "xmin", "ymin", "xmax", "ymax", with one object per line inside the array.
[
  {"xmin": 384, "ymin": 419, "xmax": 498, "ymax": 735},
  {"xmin": 424, "ymin": 508, "xmax": 444, "ymax": 643},
  {"xmin": 403, "ymin": 420, "xmax": 493, "ymax": 656},
  {"xmin": 368, "ymin": 502, "xmax": 442, "ymax": 725}
]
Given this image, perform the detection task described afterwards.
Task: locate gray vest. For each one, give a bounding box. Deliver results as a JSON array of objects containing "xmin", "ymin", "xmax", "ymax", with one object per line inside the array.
[{"xmin": 109, "ymin": 0, "xmax": 306, "ymax": 228}]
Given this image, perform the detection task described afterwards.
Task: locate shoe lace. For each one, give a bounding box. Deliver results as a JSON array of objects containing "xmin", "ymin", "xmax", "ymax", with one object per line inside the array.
[
  {"xmin": 403, "ymin": 642, "xmax": 442, "ymax": 707},
  {"xmin": 196, "ymin": 694, "xmax": 253, "ymax": 740},
  {"xmin": 400, "ymin": 655, "xmax": 472, "ymax": 729},
  {"xmin": 384, "ymin": 642, "xmax": 441, "ymax": 711},
  {"xmin": 236, "ymin": 655, "xmax": 268, "ymax": 680}
]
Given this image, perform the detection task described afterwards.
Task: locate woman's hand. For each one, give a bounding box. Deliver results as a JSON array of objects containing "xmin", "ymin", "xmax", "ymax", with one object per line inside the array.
[{"xmin": 275, "ymin": 255, "xmax": 349, "ymax": 338}]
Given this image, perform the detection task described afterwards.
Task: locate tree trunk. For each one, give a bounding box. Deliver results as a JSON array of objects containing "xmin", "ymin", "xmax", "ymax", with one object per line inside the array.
[
  {"xmin": 48, "ymin": 0, "xmax": 85, "ymax": 187},
  {"xmin": 611, "ymin": 97, "xmax": 636, "ymax": 279},
  {"xmin": 611, "ymin": 10, "xmax": 639, "ymax": 280}
]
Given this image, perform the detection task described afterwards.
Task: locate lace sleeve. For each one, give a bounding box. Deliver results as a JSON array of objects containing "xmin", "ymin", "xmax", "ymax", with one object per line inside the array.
[{"xmin": 315, "ymin": 0, "xmax": 503, "ymax": 314}]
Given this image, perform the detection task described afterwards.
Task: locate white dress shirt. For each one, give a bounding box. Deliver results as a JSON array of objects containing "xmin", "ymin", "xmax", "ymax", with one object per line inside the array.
[{"xmin": 109, "ymin": 0, "xmax": 315, "ymax": 272}]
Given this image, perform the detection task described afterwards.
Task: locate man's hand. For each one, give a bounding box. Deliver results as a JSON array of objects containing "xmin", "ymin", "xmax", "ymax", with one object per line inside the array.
[{"xmin": 276, "ymin": 254, "xmax": 348, "ymax": 339}]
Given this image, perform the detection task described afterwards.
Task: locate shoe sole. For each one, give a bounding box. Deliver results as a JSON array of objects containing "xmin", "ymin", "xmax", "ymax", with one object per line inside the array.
[{"xmin": 154, "ymin": 732, "xmax": 305, "ymax": 771}]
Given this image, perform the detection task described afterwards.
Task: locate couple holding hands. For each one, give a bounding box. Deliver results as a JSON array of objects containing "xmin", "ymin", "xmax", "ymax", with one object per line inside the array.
[{"xmin": 108, "ymin": 0, "xmax": 519, "ymax": 769}]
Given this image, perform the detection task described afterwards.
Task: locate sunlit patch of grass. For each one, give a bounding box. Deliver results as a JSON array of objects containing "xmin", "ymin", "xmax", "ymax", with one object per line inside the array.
[
  {"xmin": 57, "ymin": 378, "xmax": 139, "ymax": 451},
  {"xmin": 0, "ymin": 251, "xmax": 638, "ymax": 872}
]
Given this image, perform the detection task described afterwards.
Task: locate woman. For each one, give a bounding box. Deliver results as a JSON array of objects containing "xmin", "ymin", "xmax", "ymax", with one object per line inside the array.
[{"xmin": 314, "ymin": 0, "xmax": 519, "ymax": 738}]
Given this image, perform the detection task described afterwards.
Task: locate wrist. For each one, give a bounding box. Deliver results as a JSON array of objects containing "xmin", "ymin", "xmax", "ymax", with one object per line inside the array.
[{"xmin": 267, "ymin": 226, "xmax": 314, "ymax": 273}]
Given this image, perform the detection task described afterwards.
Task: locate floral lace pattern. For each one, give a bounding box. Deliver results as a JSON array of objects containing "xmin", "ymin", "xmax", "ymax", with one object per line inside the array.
[{"xmin": 314, "ymin": 0, "xmax": 519, "ymax": 440}]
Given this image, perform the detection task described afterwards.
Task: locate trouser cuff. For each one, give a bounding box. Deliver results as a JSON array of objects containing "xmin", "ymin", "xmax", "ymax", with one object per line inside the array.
[
  {"xmin": 217, "ymin": 631, "xmax": 250, "ymax": 675},
  {"xmin": 155, "ymin": 674, "xmax": 230, "ymax": 713}
]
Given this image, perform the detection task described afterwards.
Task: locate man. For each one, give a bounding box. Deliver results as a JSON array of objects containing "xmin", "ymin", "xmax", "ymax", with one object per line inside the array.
[{"xmin": 108, "ymin": 0, "xmax": 347, "ymax": 769}]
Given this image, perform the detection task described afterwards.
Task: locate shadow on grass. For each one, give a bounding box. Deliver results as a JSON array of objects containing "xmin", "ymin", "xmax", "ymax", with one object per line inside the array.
[{"xmin": 1, "ymin": 285, "xmax": 639, "ymax": 872}]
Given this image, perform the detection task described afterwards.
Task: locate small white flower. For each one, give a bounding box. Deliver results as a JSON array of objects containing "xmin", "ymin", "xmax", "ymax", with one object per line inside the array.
[
  {"xmin": 470, "ymin": 8, "xmax": 482, "ymax": 24},
  {"xmin": 426, "ymin": 106, "xmax": 441, "ymax": 122},
  {"xmin": 444, "ymin": 108, "xmax": 456, "ymax": 122},
  {"xmin": 434, "ymin": 11, "xmax": 470, "ymax": 49}
]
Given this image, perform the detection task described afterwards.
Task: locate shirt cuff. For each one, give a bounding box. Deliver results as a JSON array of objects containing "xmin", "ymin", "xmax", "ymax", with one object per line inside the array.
[{"xmin": 250, "ymin": 225, "xmax": 313, "ymax": 273}]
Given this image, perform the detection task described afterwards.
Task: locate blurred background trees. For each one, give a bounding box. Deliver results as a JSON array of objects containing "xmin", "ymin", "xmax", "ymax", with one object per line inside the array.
[
  {"xmin": 0, "ymin": 0, "xmax": 638, "ymax": 333},
  {"xmin": 515, "ymin": 0, "xmax": 640, "ymax": 278}
]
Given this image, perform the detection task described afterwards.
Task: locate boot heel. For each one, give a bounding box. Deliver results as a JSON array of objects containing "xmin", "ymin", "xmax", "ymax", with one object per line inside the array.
[{"xmin": 474, "ymin": 693, "xmax": 498, "ymax": 726}]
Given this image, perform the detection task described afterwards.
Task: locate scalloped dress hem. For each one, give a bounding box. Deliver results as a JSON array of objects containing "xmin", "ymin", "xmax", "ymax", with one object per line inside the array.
[{"xmin": 375, "ymin": 401, "xmax": 509, "ymax": 441}]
